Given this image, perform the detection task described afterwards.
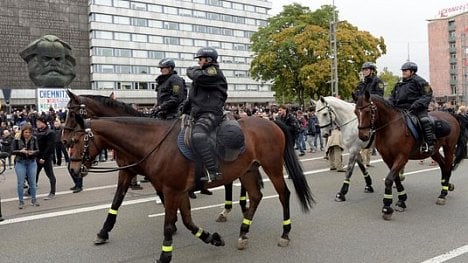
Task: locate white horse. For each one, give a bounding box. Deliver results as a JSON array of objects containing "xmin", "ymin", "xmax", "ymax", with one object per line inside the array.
[{"xmin": 314, "ymin": 96, "xmax": 374, "ymax": 201}]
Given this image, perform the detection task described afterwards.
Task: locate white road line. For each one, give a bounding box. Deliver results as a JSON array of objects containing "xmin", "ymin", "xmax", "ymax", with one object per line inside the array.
[{"xmin": 420, "ymin": 245, "xmax": 468, "ymax": 263}]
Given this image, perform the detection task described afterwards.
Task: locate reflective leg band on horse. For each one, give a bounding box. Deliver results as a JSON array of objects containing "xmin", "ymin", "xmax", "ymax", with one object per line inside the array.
[
  {"xmin": 192, "ymin": 227, "xmax": 211, "ymax": 243},
  {"xmin": 108, "ymin": 208, "xmax": 118, "ymax": 215},
  {"xmin": 383, "ymin": 194, "xmax": 393, "ymax": 207},
  {"xmin": 283, "ymin": 219, "xmax": 291, "ymax": 225}
]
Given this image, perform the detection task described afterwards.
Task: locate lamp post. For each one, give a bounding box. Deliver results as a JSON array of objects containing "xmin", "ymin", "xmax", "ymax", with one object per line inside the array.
[{"xmin": 329, "ymin": 0, "xmax": 338, "ymax": 97}]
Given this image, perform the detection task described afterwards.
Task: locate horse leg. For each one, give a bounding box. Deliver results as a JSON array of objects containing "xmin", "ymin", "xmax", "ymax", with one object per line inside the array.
[
  {"xmin": 355, "ymin": 153, "xmax": 374, "ymax": 193},
  {"xmin": 394, "ymin": 172, "xmax": 407, "ymax": 212},
  {"xmin": 216, "ymin": 182, "xmax": 233, "ymax": 222},
  {"xmin": 236, "ymin": 169, "xmax": 264, "ymax": 250},
  {"xmin": 95, "ymin": 171, "xmax": 133, "ymax": 245},
  {"xmin": 239, "ymin": 185, "xmax": 248, "ymax": 212},
  {"xmin": 435, "ymin": 151, "xmax": 454, "ymax": 205},
  {"xmin": 382, "ymin": 169, "xmax": 400, "ymax": 220},
  {"xmin": 158, "ymin": 191, "xmax": 223, "ymax": 263}
]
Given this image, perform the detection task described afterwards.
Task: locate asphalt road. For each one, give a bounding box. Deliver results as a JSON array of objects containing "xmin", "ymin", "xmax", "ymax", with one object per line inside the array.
[{"xmin": 1, "ymin": 151, "xmax": 468, "ymax": 263}]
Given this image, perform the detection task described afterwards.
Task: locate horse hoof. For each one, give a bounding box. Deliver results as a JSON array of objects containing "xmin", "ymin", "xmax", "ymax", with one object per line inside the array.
[
  {"xmin": 436, "ymin": 198, "xmax": 446, "ymax": 205},
  {"xmin": 395, "ymin": 205, "xmax": 405, "ymax": 212},
  {"xmin": 382, "ymin": 213, "xmax": 393, "ymax": 220},
  {"xmin": 216, "ymin": 214, "xmax": 227, "ymax": 222},
  {"xmin": 449, "ymin": 184, "xmax": 455, "ymax": 191},
  {"xmin": 210, "ymin": 232, "xmax": 225, "ymax": 247},
  {"xmin": 94, "ymin": 236, "xmax": 108, "ymax": 245},
  {"xmin": 237, "ymin": 238, "xmax": 248, "ymax": 250},
  {"xmin": 335, "ymin": 193, "xmax": 346, "ymax": 202},
  {"xmin": 277, "ymin": 237, "xmax": 290, "ymax": 247},
  {"xmin": 364, "ymin": 186, "xmax": 374, "ymax": 193}
]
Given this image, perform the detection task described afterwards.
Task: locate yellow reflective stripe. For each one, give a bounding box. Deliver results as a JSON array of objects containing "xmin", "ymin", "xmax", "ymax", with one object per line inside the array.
[
  {"xmin": 384, "ymin": 194, "xmax": 393, "ymax": 199},
  {"xmin": 195, "ymin": 228, "xmax": 203, "ymax": 237},
  {"xmin": 441, "ymin": 179, "xmax": 446, "ymax": 183},
  {"xmin": 108, "ymin": 209, "xmax": 118, "ymax": 215},
  {"xmin": 442, "ymin": 186, "xmax": 449, "ymax": 191},
  {"xmin": 162, "ymin": 245, "xmax": 173, "ymax": 252},
  {"xmin": 225, "ymin": 201, "xmax": 233, "ymax": 205},
  {"xmin": 398, "ymin": 190, "xmax": 406, "ymax": 196},
  {"xmin": 283, "ymin": 219, "xmax": 291, "ymax": 225},
  {"xmin": 363, "ymin": 172, "xmax": 369, "ymax": 177},
  {"xmin": 343, "ymin": 180, "xmax": 350, "ymax": 184},
  {"xmin": 242, "ymin": 218, "xmax": 252, "ymax": 225},
  {"xmin": 240, "ymin": 196, "xmax": 247, "ymax": 201}
]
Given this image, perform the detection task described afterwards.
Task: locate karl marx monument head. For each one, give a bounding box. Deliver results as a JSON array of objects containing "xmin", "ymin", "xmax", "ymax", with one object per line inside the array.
[{"xmin": 20, "ymin": 35, "xmax": 76, "ymax": 87}]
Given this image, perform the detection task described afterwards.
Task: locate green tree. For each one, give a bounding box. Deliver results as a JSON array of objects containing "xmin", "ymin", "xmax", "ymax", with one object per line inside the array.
[
  {"xmin": 250, "ymin": 4, "xmax": 386, "ymax": 108},
  {"xmin": 378, "ymin": 67, "xmax": 400, "ymax": 97}
]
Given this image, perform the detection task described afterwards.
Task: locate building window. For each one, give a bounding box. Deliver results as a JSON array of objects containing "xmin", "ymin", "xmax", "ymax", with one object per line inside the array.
[
  {"xmin": 94, "ymin": 31, "xmax": 113, "ymax": 39},
  {"xmin": 136, "ymin": 82, "xmax": 149, "ymax": 89},
  {"xmin": 149, "ymin": 51, "xmax": 164, "ymax": 59},
  {"xmin": 97, "ymin": 81, "xmax": 115, "ymax": 89},
  {"xmin": 114, "ymin": 0, "xmax": 130, "ymax": 8},
  {"xmin": 451, "ymin": 85, "xmax": 457, "ymax": 94},
  {"xmin": 164, "ymin": 37, "xmax": 180, "ymax": 45},
  {"xmin": 117, "ymin": 82, "xmax": 133, "ymax": 89},
  {"xmin": 166, "ymin": 52, "xmax": 179, "ymax": 59},
  {"xmin": 148, "ymin": 4, "xmax": 162, "ymax": 12},
  {"xmin": 244, "ymin": 5, "xmax": 255, "ymax": 12},
  {"xmin": 222, "ymin": 1, "xmax": 231, "ymax": 8},
  {"xmin": 133, "ymin": 50, "xmax": 148, "ymax": 58},
  {"xmin": 114, "ymin": 32, "xmax": 131, "ymax": 41},
  {"xmin": 98, "ymin": 65, "xmax": 115, "ymax": 73},
  {"xmin": 207, "ymin": 0, "xmax": 222, "ymax": 6},
  {"xmin": 148, "ymin": 20, "xmax": 163, "ymax": 28},
  {"xmin": 149, "ymin": 35, "xmax": 164, "ymax": 44},
  {"xmin": 115, "ymin": 65, "xmax": 132, "ymax": 74},
  {"xmin": 131, "ymin": 2, "xmax": 146, "ymax": 11},
  {"xmin": 208, "ymin": 41, "xmax": 221, "ymax": 48},
  {"xmin": 114, "ymin": 16, "xmax": 130, "ymax": 25},
  {"xmin": 221, "ymin": 56, "xmax": 233, "ymax": 63},
  {"xmin": 180, "ymin": 24, "xmax": 192, "ymax": 31},
  {"xmin": 132, "ymin": 34, "xmax": 148, "ymax": 42},
  {"xmin": 193, "ymin": 0, "xmax": 205, "ymax": 4},
  {"xmin": 232, "ymin": 3, "xmax": 243, "ymax": 10},
  {"xmin": 193, "ymin": 10, "xmax": 206, "ymax": 18},
  {"xmin": 180, "ymin": 53, "xmax": 193, "ymax": 60},
  {"xmin": 132, "ymin": 18, "xmax": 148, "ymax": 27},
  {"xmin": 233, "ymin": 43, "xmax": 246, "ymax": 51},
  {"xmin": 248, "ymin": 85, "xmax": 257, "ymax": 91},
  {"xmin": 236, "ymin": 84, "xmax": 247, "ymax": 91},
  {"xmin": 164, "ymin": 6, "xmax": 178, "ymax": 15},
  {"xmin": 234, "ymin": 57, "xmax": 246, "ymax": 64},
  {"xmin": 94, "ymin": 0, "xmax": 112, "ymax": 6},
  {"xmin": 194, "ymin": 39, "xmax": 207, "ymax": 47},
  {"xmin": 94, "ymin": 13, "xmax": 113, "ymax": 23},
  {"xmin": 179, "ymin": 8, "xmax": 192, "ymax": 16},
  {"xmin": 164, "ymin": 22, "xmax": 179, "ymax": 30},
  {"xmin": 256, "ymin": 7, "xmax": 267, "ymax": 14},
  {"xmin": 94, "ymin": 47, "xmax": 113, "ymax": 56},
  {"xmin": 194, "ymin": 25, "xmax": 207, "ymax": 33},
  {"xmin": 133, "ymin": 66, "xmax": 149, "ymax": 74},
  {"xmin": 222, "ymin": 42, "xmax": 233, "ymax": 50},
  {"xmin": 115, "ymin": 48, "xmax": 132, "ymax": 57},
  {"xmin": 180, "ymin": 38, "xmax": 194, "ymax": 46},
  {"xmin": 223, "ymin": 70, "xmax": 234, "ymax": 77}
]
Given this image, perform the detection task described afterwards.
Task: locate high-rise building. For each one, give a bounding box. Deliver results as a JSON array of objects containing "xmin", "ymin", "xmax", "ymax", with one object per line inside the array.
[
  {"xmin": 428, "ymin": 9, "xmax": 468, "ymax": 106},
  {"xmin": 0, "ymin": 0, "xmax": 274, "ymax": 106}
]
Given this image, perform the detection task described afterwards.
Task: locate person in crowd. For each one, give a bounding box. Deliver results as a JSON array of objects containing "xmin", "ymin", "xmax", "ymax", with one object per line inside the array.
[
  {"xmin": 1, "ymin": 129, "xmax": 14, "ymax": 169},
  {"xmin": 314, "ymin": 116, "xmax": 324, "ymax": 152},
  {"xmin": 295, "ymin": 111, "xmax": 307, "ymax": 156},
  {"xmin": 53, "ymin": 120, "xmax": 69, "ymax": 166},
  {"xmin": 183, "ymin": 47, "xmax": 227, "ymax": 182},
  {"xmin": 12, "ymin": 123, "xmax": 40, "ymax": 209},
  {"xmin": 389, "ymin": 61, "xmax": 434, "ymax": 153},
  {"xmin": 276, "ymin": 105, "xmax": 301, "ymax": 147},
  {"xmin": 0, "ymin": 193, "xmax": 4, "ymax": 221},
  {"xmin": 354, "ymin": 62, "xmax": 384, "ymax": 166},
  {"xmin": 152, "ymin": 58, "xmax": 187, "ymax": 120},
  {"xmin": 35, "ymin": 116, "xmax": 57, "ymax": 200},
  {"xmin": 306, "ymin": 110, "xmax": 318, "ymax": 153},
  {"xmin": 325, "ymin": 125, "xmax": 346, "ymax": 172}
]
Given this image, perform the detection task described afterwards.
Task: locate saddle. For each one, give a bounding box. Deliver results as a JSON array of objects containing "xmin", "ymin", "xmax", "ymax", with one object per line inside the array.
[
  {"xmin": 405, "ymin": 112, "xmax": 450, "ymax": 142},
  {"xmin": 177, "ymin": 112, "xmax": 245, "ymax": 162}
]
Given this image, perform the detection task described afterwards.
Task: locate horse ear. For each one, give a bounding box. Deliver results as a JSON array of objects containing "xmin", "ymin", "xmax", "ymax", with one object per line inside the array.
[
  {"xmin": 67, "ymin": 89, "xmax": 79, "ymax": 101},
  {"xmin": 319, "ymin": 96, "xmax": 326, "ymax": 103},
  {"xmin": 351, "ymin": 92, "xmax": 358, "ymax": 102}
]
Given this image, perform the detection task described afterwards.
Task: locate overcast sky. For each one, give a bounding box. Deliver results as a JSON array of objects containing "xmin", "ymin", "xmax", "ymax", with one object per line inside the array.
[{"xmin": 270, "ymin": 0, "xmax": 467, "ymax": 79}]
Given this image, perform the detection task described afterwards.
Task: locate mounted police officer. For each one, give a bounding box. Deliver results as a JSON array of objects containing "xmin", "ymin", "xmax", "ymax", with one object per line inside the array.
[
  {"xmin": 389, "ymin": 61, "xmax": 435, "ymax": 153},
  {"xmin": 183, "ymin": 47, "xmax": 228, "ymax": 181},
  {"xmin": 152, "ymin": 58, "xmax": 187, "ymax": 119},
  {"xmin": 353, "ymin": 62, "xmax": 384, "ymax": 99}
]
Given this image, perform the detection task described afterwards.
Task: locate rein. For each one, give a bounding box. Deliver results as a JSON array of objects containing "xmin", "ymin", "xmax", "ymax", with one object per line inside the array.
[
  {"xmin": 84, "ymin": 119, "xmax": 180, "ymax": 173},
  {"xmin": 317, "ymin": 102, "xmax": 357, "ymax": 130}
]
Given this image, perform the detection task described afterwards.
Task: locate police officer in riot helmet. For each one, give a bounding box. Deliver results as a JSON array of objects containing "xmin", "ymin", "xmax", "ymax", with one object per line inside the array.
[
  {"xmin": 152, "ymin": 58, "xmax": 187, "ymax": 119},
  {"xmin": 389, "ymin": 61, "xmax": 435, "ymax": 153},
  {"xmin": 353, "ymin": 62, "xmax": 384, "ymax": 99},
  {"xmin": 183, "ymin": 47, "xmax": 228, "ymax": 181}
]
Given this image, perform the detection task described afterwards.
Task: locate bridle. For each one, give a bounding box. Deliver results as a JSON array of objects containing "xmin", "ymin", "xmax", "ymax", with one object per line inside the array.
[
  {"xmin": 356, "ymin": 99, "xmax": 377, "ymax": 148},
  {"xmin": 316, "ymin": 101, "xmax": 357, "ymax": 130}
]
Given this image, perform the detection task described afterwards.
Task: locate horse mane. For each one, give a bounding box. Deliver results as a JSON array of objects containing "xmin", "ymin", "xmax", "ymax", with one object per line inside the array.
[
  {"xmin": 80, "ymin": 95, "xmax": 145, "ymax": 117},
  {"xmin": 369, "ymin": 95, "xmax": 404, "ymax": 114}
]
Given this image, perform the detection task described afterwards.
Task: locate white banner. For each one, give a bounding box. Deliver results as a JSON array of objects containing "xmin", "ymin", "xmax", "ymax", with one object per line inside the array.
[{"xmin": 36, "ymin": 88, "xmax": 70, "ymax": 112}]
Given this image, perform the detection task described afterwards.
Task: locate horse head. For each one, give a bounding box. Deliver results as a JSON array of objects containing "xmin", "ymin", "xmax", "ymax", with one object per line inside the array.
[
  {"xmin": 67, "ymin": 114, "xmax": 97, "ymax": 178},
  {"xmin": 315, "ymin": 96, "xmax": 335, "ymax": 137},
  {"xmin": 354, "ymin": 91, "xmax": 376, "ymax": 141}
]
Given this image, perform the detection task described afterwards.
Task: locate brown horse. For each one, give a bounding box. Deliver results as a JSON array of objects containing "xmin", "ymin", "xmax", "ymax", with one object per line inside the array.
[
  {"xmin": 354, "ymin": 92, "xmax": 466, "ymax": 220},
  {"xmin": 67, "ymin": 114, "xmax": 314, "ymax": 263},
  {"xmin": 62, "ymin": 90, "xmax": 246, "ymax": 223}
]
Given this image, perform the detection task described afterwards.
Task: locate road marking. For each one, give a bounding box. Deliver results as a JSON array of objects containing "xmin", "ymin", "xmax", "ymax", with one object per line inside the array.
[{"xmin": 420, "ymin": 244, "xmax": 468, "ymax": 263}]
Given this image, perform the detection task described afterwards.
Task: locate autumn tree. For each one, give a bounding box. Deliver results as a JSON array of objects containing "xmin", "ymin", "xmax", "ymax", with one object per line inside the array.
[
  {"xmin": 378, "ymin": 67, "xmax": 400, "ymax": 97},
  {"xmin": 250, "ymin": 4, "xmax": 386, "ymax": 107}
]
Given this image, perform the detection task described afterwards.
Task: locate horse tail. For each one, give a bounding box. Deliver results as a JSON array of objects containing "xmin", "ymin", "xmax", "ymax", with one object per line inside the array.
[
  {"xmin": 453, "ymin": 115, "xmax": 468, "ymax": 170},
  {"xmin": 273, "ymin": 120, "xmax": 315, "ymax": 212}
]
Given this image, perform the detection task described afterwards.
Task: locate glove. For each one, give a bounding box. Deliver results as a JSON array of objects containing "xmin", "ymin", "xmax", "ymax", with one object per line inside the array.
[{"xmin": 180, "ymin": 100, "xmax": 191, "ymax": 115}]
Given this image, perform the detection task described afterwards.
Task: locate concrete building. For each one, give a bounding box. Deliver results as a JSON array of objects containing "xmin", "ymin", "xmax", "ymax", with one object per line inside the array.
[
  {"xmin": 428, "ymin": 10, "xmax": 468, "ymax": 106},
  {"xmin": 0, "ymin": 0, "xmax": 274, "ymax": 108}
]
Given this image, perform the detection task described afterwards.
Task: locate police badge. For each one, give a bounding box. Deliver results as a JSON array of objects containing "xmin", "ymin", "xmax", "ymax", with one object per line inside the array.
[
  {"xmin": 424, "ymin": 84, "xmax": 433, "ymax": 94},
  {"xmin": 206, "ymin": 66, "xmax": 217, "ymax": 76},
  {"xmin": 172, "ymin": 85, "xmax": 180, "ymax": 94}
]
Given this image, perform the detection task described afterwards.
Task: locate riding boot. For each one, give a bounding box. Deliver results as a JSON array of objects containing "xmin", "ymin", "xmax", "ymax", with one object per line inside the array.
[
  {"xmin": 421, "ymin": 118, "xmax": 435, "ymax": 153},
  {"xmin": 197, "ymin": 146, "xmax": 222, "ymax": 181}
]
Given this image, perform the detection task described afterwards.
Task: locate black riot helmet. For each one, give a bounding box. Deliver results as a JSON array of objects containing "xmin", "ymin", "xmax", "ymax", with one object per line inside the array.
[
  {"xmin": 194, "ymin": 47, "xmax": 218, "ymax": 62},
  {"xmin": 157, "ymin": 58, "xmax": 175, "ymax": 69},
  {"xmin": 401, "ymin": 61, "xmax": 418, "ymax": 73},
  {"xmin": 361, "ymin": 62, "xmax": 376, "ymax": 71}
]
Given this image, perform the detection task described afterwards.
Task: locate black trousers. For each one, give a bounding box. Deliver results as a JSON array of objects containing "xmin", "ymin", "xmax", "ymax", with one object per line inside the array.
[{"xmin": 36, "ymin": 157, "xmax": 56, "ymax": 195}]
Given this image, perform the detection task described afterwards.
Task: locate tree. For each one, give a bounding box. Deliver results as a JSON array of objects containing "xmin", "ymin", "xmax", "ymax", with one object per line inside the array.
[
  {"xmin": 250, "ymin": 4, "xmax": 386, "ymax": 107},
  {"xmin": 378, "ymin": 67, "xmax": 400, "ymax": 97}
]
